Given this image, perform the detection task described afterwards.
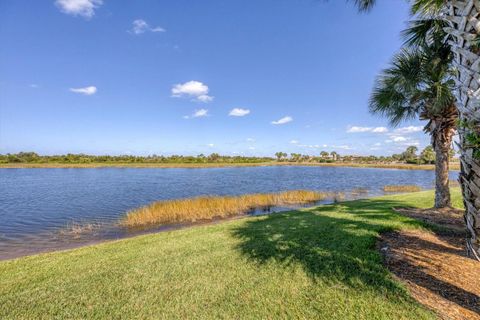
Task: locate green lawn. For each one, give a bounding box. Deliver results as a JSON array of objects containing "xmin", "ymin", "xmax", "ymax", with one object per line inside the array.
[{"xmin": 0, "ymin": 189, "xmax": 463, "ymax": 319}]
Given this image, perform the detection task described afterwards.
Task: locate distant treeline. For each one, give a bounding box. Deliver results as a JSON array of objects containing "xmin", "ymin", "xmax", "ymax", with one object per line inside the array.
[
  {"xmin": 0, "ymin": 152, "xmax": 273, "ymax": 164},
  {"xmin": 0, "ymin": 146, "xmax": 457, "ymax": 165}
]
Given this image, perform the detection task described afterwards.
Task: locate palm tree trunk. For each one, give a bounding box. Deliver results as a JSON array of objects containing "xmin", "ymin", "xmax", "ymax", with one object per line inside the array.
[
  {"xmin": 433, "ymin": 128, "xmax": 453, "ymax": 208},
  {"xmin": 444, "ymin": 0, "xmax": 480, "ymax": 259}
]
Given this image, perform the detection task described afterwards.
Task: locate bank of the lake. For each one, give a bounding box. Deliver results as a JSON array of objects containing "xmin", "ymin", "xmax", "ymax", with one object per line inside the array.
[
  {"xmin": 0, "ymin": 190, "xmax": 464, "ymax": 319},
  {"xmin": 0, "ymin": 161, "xmax": 461, "ymax": 170},
  {"xmin": 0, "ymin": 166, "xmax": 459, "ymax": 259}
]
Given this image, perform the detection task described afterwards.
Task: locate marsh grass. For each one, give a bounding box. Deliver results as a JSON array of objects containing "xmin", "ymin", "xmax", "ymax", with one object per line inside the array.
[
  {"xmin": 121, "ymin": 190, "xmax": 334, "ymax": 228},
  {"xmin": 383, "ymin": 185, "xmax": 422, "ymax": 193}
]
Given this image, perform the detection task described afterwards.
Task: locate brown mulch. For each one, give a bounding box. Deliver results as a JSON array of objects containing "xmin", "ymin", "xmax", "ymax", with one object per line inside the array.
[
  {"xmin": 379, "ymin": 208, "xmax": 480, "ymax": 320},
  {"xmin": 393, "ymin": 207, "xmax": 466, "ymax": 231}
]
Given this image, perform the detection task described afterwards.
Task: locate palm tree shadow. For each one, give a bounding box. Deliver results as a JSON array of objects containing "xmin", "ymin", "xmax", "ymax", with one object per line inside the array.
[{"xmin": 231, "ymin": 199, "xmax": 421, "ymax": 292}]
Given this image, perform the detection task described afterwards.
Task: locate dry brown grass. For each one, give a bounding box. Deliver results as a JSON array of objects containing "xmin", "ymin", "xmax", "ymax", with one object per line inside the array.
[
  {"xmin": 383, "ymin": 185, "xmax": 422, "ymax": 193},
  {"xmin": 121, "ymin": 190, "xmax": 332, "ymax": 228}
]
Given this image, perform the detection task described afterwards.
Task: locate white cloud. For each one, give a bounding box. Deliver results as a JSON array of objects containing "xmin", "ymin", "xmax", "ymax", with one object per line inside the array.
[
  {"xmin": 171, "ymin": 81, "xmax": 213, "ymax": 103},
  {"xmin": 347, "ymin": 126, "xmax": 388, "ymax": 133},
  {"xmin": 290, "ymin": 140, "xmax": 299, "ymax": 144},
  {"xmin": 374, "ymin": 142, "xmax": 382, "ymax": 146},
  {"xmin": 385, "ymin": 136, "xmax": 410, "ymax": 143},
  {"xmin": 271, "ymin": 116, "xmax": 293, "ymax": 125},
  {"xmin": 193, "ymin": 109, "xmax": 208, "ymax": 117},
  {"xmin": 196, "ymin": 95, "xmax": 213, "ymax": 103},
  {"xmin": 394, "ymin": 126, "xmax": 423, "ymax": 134},
  {"xmin": 29, "ymin": 84, "xmax": 39, "ymax": 88},
  {"xmin": 248, "ymin": 146, "xmax": 255, "ymax": 150},
  {"xmin": 246, "ymin": 138, "xmax": 255, "ymax": 142},
  {"xmin": 69, "ymin": 86, "xmax": 97, "ymax": 95},
  {"xmin": 332, "ymin": 145, "xmax": 352, "ymax": 150},
  {"xmin": 55, "ymin": 0, "xmax": 103, "ymax": 18},
  {"xmin": 299, "ymin": 144, "xmax": 321, "ymax": 149},
  {"xmin": 130, "ymin": 19, "xmax": 166, "ymax": 35},
  {"xmin": 207, "ymin": 143, "xmax": 214, "ymax": 147},
  {"xmin": 372, "ymin": 127, "xmax": 388, "ymax": 133},
  {"xmin": 229, "ymin": 108, "xmax": 250, "ymax": 117},
  {"xmin": 184, "ymin": 109, "xmax": 208, "ymax": 119}
]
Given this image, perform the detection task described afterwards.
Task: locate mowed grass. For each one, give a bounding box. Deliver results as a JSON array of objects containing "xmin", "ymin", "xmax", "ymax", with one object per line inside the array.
[
  {"xmin": 122, "ymin": 190, "xmax": 333, "ymax": 228},
  {"xmin": 0, "ymin": 189, "xmax": 463, "ymax": 319}
]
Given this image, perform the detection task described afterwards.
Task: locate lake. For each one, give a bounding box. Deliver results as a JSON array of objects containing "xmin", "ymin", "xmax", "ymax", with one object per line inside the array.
[{"xmin": 0, "ymin": 166, "xmax": 458, "ymax": 259}]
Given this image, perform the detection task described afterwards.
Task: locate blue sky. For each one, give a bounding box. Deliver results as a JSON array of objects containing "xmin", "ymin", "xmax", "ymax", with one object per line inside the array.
[{"xmin": 0, "ymin": 0, "xmax": 430, "ymax": 157}]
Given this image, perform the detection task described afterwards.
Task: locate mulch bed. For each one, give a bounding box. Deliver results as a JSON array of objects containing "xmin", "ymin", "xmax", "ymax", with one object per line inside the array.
[{"xmin": 379, "ymin": 207, "xmax": 480, "ymax": 320}]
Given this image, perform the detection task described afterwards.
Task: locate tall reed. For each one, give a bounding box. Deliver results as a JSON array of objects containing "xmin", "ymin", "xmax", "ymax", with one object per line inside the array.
[{"xmin": 121, "ymin": 190, "xmax": 332, "ymax": 228}]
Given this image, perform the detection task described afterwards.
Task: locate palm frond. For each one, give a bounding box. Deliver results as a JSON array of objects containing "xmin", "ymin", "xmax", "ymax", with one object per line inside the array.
[
  {"xmin": 402, "ymin": 18, "xmax": 448, "ymax": 47},
  {"xmin": 349, "ymin": 0, "xmax": 376, "ymax": 12},
  {"xmin": 410, "ymin": 0, "xmax": 444, "ymax": 15}
]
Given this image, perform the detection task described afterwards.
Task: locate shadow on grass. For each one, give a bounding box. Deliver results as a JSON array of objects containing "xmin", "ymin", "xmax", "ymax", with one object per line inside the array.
[
  {"xmin": 232, "ymin": 199, "xmax": 421, "ymax": 291},
  {"xmin": 232, "ymin": 198, "xmax": 478, "ymax": 313}
]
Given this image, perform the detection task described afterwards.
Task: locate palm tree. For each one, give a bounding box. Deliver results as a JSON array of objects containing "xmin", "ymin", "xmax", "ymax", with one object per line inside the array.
[
  {"xmin": 420, "ymin": 145, "xmax": 436, "ymax": 164},
  {"xmin": 370, "ymin": 20, "xmax": 457, "ymax": 208},
  {"xmin": 352, "ymin": 0, "xmax": 480, "ymax": 260},
  {"xmin": 330, "ymin": 151, "xmax": 339, "ymax": 161}
]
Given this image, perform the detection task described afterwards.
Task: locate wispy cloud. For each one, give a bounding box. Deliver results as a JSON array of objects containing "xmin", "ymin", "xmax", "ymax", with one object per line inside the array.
[
  {"xmin": 69, "ymin": 86, "xmax": 97, "ymax": 95},
  {"xmin": 385, "ymin": 135, "xmax": 420, "ymax": 146},
  {"xmin": 394, "ymin": 125, "xmax": 423, "ymax": 134},
  {"xmin": 29, "ymin": 84, "xmax": 39, "ymax": 88},
  {"xmin": 172, "ymin": 81, "xmax": 213, "ymax": 103},
  {"xmin": 130, "ymin": 19, "xmax": 166, "ymax": 35},
  {"xmin": 55, "ymin": 0, "xmax": 103, "ymax": 18},
  {"xmin": 183, "ymin": 109, "xmax": 209, "ymax": 119},
  {"xmin": 271, "ymin": 116, "xmax": 293, "ymax": 125},
  {"xmin": 332, "ymin": 145, "xmax": 352, "ymax": 150},
  {"xmin": 290, "ymin": 140, "xmax": 299, "ymax": 144},
  {"xmin": 207, "ymin": 143, "xmax": 214, "ymax": 147},
  {"xmin": 229, "ymin": 108, "xmax": 250, "ymax": 117},
  {"xmin": 246, "ymin": 138, "xmax": 255, "ymax": 142},
  {"xmin": 347, "ymin": 126, "xmax": 388, "ymax": 133}
]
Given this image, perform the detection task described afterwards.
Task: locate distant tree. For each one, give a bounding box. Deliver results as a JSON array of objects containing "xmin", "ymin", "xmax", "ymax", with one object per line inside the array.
[
  {"xmin": 290, "ymin": 153, "xmax": 301, "ymax": 162},
  {"xmin": 420, "ymin": 146, "xmax": 435, "ymax": 164},
  {"xmin": 301, "ymin": 154, "xmax": 310, "ymax": 162},
  {"xmin": 208, "ymin": 153, "xmax": 220, "ymax": 162},
  {"xmin": 402, "ymin": 146, "xmax": 419, "ymax": 163},
  {"xmin": 320, "ymin": 151, "xmax": 329, "ymax": 159},
  {"xmin": 330, "ymin": 151, "xmax": 339, "ymax": 161},
  {"xmin": 275, "ymin": 152, "xmax": 287, "ymax": 161}
]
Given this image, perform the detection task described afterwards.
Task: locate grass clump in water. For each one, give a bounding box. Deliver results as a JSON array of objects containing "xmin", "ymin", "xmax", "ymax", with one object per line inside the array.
[
  {"xmin": 121, "ymin": 190, "xmax": 331, "ymax": 228},
  {"xmin": 383, "ymin": 185, "xmax": 422, "ymax": 193}
]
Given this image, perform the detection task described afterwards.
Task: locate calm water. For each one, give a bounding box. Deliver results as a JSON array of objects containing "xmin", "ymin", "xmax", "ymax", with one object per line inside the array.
[{"xmin": 0, "ymin": 166, "xmax": 458, "ymax": 259}]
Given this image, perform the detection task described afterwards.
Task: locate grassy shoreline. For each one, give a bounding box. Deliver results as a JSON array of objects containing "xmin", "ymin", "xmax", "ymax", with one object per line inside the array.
[
  {"xmin": 0, "ymin": 189, "xmax": 463, "ymax": 318},
  {"xmin": 121, "ymin": 190, "xmax": 334, "ymax": 228},
  {"xmin": 0, "ymin": 161, "xmax": 460, "ymax": 170}
]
